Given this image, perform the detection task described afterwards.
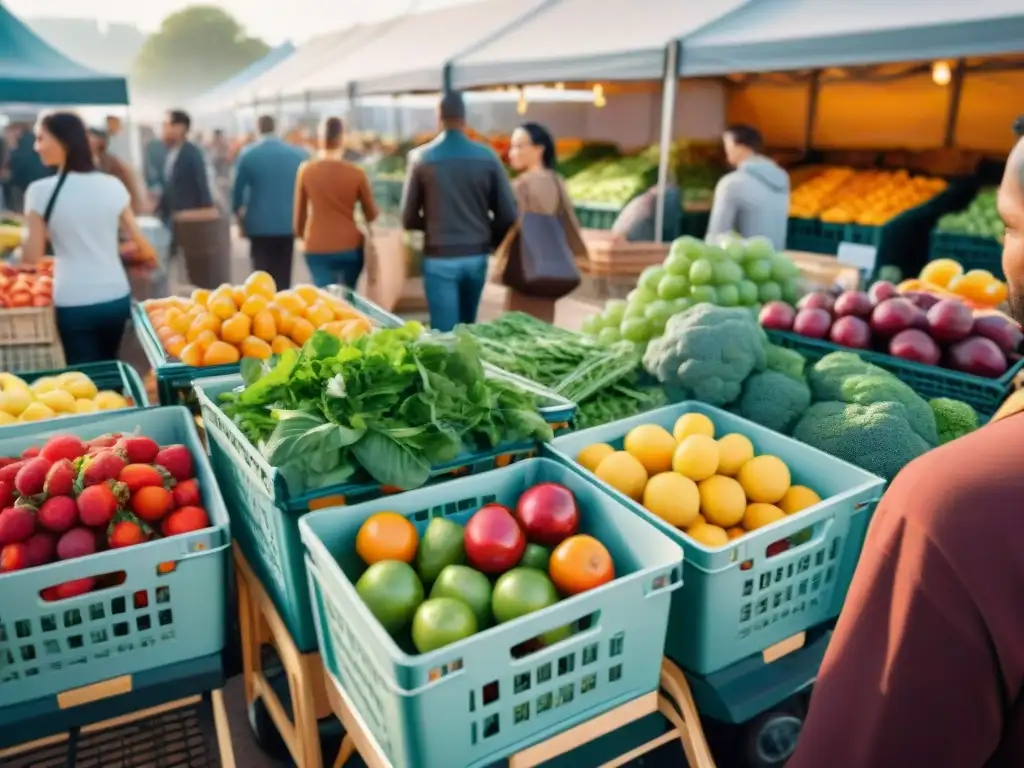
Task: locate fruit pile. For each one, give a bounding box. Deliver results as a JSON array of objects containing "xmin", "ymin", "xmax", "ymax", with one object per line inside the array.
[
  {"xmin": 913, "ymin": 259, "xmax": 1007, "ymax": 309},
  {"xmin": 576, "ymin": 413, "xmax": 821, "ymax": 550},
  {"xmin": 144, "ymin": 272, "xmax": 373, "ymax": 366},
  {"xmin": 352, "ymin": 484, "xmax": 615, "ymax": 654},
  {"xmin": 581, "ymin": 235, "xmax": 802, "ymax": 346},
  {"xmin": 935, "ymin": 187, "xmax": 1004, "ymax": 241},
  {"xmin": 0, "ymin": 371, "xmax": 131, "ymax": 424},
  {"xmin": 761, "ymin": 281, "xmax": 1021, "ymax": 378},
  {"xmin": 0, "ymin": 431, "xmax": 211, "ymax": 598},
  {"xmin": 790, "ymin": 167, "xmax": 947, "ymax": 226},
  {"xmin": 0, "ymin": 262, "xmax": 54, "ymax": 308}
]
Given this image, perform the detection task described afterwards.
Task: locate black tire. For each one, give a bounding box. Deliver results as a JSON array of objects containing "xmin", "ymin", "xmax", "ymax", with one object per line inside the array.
[
  {"xmin": 742, "ymin": 708, "xmax": 804, "ymax": 767},
  {"xmin": 247, "ymin": 695, "xmax": 290, "ymax": 762}
]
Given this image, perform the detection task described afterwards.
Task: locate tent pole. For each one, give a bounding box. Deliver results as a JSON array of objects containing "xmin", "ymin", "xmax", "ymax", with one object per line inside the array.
[
  {"xmin": 654, "ymin": 40, "xmax": 680, "ymax": 244},
  {"xmin": 943, "ymin": 59, "xmax": 966, "ymax": 148},
  {"xmin": 804, "ymin": 70, "xmax": 821, "ymax": 155}
]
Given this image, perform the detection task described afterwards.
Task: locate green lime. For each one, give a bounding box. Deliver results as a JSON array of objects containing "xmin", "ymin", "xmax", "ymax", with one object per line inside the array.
[
  {"xmin": 717, "ymin": 284, "xmax": 740, "ymax": 307},
  {"xmin": 638, "ymin": 266, "xmax": 666, "ymax": 294},
  {"xmin": 430, "ymin": 565, "xmax": 493, "ymax": 629},
  {"xmin": 519, "ymin": 543, "xmax": 551, "ymax": 571},
  {"xmin": 690, "ymin": 285, "xmax": 718, "ymax": 305},
  {"xmin": 356, "ymin": 560, "xmax": 425, "ymax": 636},
  {"xmin": 657, "ymin": 274, "xmax": 690, "ymax": 300},
  {"xmin": 758, "ymin": 281, "xmax": 783, "ymax": 303},
  {"xmin": 602, "ymin": 299, "xmax": 627, "ymax": 326},
  {"xmin": 416, "ymin": 517, "xmax": 466, "ymax": 585},
  {"xmin": 492, "ymin": 568, "xmax": 559, "ymax": 624},
  {"xmin": 620, "ymin": 316, "xmax": 652, "ymax": 343},
  {"xmin": 411, "ymin": 597, "xmax": 478, "ymax": 653},
  {"xmin": 737, "ymin": 280, "xmax": 759, "ymax": 306},
  {"xmin": 689, "ymin": 259, "xmax": 714, "ymax": 286},
  {"xmin": 744, "ymin": 258, "xmax": 773, "ymax": 283}
]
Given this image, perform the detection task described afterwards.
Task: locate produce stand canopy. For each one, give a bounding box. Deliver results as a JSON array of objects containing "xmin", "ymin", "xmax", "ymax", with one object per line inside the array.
[
  {"xmin": 449, "ymin": 0, "xmax": 751, "ymax": 89},
  {"xmin": 681, "ymin": 0, "xmax": 1024, "ymax": 76},
  {"xmin": 192, "ymin": 42, "xmax": 295, "ymax": 114},
  {"xmin": 0, "ymin": 3, "xmax": 128, "ymax": 104},
  {"xmin": 288, "ymin": 0, "xmax": 549, "ymax": 98}
]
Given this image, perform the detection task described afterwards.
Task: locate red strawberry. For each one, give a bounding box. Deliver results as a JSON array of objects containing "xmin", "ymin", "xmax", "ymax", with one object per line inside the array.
[
  {"xmin": 77, "ymin": 483, "xmax": 120, "ymax": 528},
  {"xmin": 54, "ymin": 577, "xmax": 96, "ymax": 599},
  {"xmin": 81, "ymin": 451, "xmax": 126, "ymax": 487},
  {"xmin": 109, "ymin": 520, "xmax": 148, "ymax": 549},
  {"xmin": 115, "ymin": 436, "xmax": 160, "ymax": 464},
  {"xmin": 0, "ymin": 457, "xmax": 20, "ymax": 469},
  {"xmin": 0, "ymin": 543, "xmax": 29, "ymax": 572},
  {"xmin": 24, "ymin": 532, "xmax": 56, "ymax": 566},
  {"xmin": 37, "ymin": 496, "xmax": 78, "ymax": 533},
  {"xmin": 131, "ymin": 486, "xmax": 174, "ymax": 523},
  {"xmin": 20, "ymin": 445, "xmax": 40, "ymax": 460},
  {"xmin": 162, "ymin": 505, "xmax": 210, "ymax": 536},
  {"xmin": 86, "ymin": 434, "xmax": 120, "ymax": 450},
  {"xmin": 15, "ymin": 457, "xmax": 52, "ymax": 496},
  {"xmin": 0, "ymin": 480, "xmax": 13, "ymax": 510},
  {"xmin": 0, "ymin": 460, "xmax": 25, "ymax": 487},
  {"xmin": 172, "ymin": 478, "xmax": 201, "ymax": 508},
  {"xmin": 155, "ymin": 445, "xmax": 193, "ymax": 481},
  {"xmin": 44, "ymin": 459, "xmax": 76, "ymax": 497},
  {"xmin": 119, "ymin": 464, "xmax": 167, "ymax": 494},
  {"xmin": 40, "ymin": 435, "xmax": 87, "ymax": 463},
  {"xmin": 0, "ymin": 506, "xmax": 35, "ymax": 545},
  {"xmin": 56, "ymin": 528, "xmax": 97, "ymax": 560}
]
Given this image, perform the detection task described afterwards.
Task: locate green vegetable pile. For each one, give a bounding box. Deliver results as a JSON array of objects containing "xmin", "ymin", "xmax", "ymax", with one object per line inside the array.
[
  {"xmin": 936, "ymin": 187, "xmax": 1004, "ymax": 241},
  {"xmin": 219, "ymin": 323, "xmax": 553, "ymax": 495},
  {"xmin": 459, "ymin": 313, "xmax": 667, "ymax": 429}
]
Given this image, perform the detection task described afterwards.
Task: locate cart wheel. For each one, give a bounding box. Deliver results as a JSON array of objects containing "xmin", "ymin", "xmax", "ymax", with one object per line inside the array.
[
  {"xmin": 247, "ymin": 695, "xmax": 290, "ymax": 761},
  {"xmin": 743, "ymin": 708, "xmax": 804, "ymax": 767}
]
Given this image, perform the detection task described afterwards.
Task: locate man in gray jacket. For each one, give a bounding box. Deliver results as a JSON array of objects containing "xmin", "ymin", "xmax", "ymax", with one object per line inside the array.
[
  {"xmin": 705, "ymin": 124, "xmax": 790, "ymax": 250},
  {"xmin": 401, "ymin": 91, "xmax": 517, "ymax": 331}
]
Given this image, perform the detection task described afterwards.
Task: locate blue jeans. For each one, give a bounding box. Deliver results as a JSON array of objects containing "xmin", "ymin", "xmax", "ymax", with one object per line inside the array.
[
  {"xmin": 304, "ymin": 249, "xmax": 363, "ymax": 289},
  {"xmin": 422, "ymin": 255, "xmax": 489, "ymax": 332},
  {"xmin": 56, "ymin": 294, "xmax": 131, "ymax": 365}
]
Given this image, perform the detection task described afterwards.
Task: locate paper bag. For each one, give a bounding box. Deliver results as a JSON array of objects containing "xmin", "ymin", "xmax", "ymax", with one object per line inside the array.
[{"xmin": 360, "ymin": 226, "xmax": 406, "ymax": 312}]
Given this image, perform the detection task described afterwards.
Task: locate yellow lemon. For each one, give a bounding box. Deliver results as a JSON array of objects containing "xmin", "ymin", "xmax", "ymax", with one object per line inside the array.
[
  {"xmin": 624, "ymin": 424, "xmax": 676, "ymax": 474},
  {"xmin": 716, "ymin": 433, "xmax": 755, "ymax": 476},
  {"xmin": 643, "ymin": 472, "xmax": 700, "ymax": 529},
  {"xmin": 672, "ymin": 434, "xmax": 719, "ymax": 481},
  {"xmin": 93, "ymin": 391, "xmax": 129, "ymax": 411},
  {"xmin": 0, "ymin": 388, "xmax": 32, "ymax": 417},
  {"xmin": 577, "ymin": 443, "xmax": 615, "ymax": 473},
  {"xmin": 698, "ymin": 474, "xmax": 747, "ymax": 528},
  {"xmin": 743, "ymin": 503, "xmax": 787, "ymax": 531},
  {"xmin": 594, "ymin": 451, "xmax": 648, "ymax": 501},
  {"xmin": 19, "ymin": 401, "xmax": 55, "ymax": 422},
  {"xmin": 673, "ymin": 412, "xmax": 715, "ymax": 442},
  {"xmin": 75, "ymin": 398, "xmax": 99, "ymax": 414},
  {"xmin": 737, "ymin": 455, "xmax": 791, "ymax": 504},
  {"xmin": 778, "ymin": 485, "xmax": 822, "ymax": 515},
  {"xmin": 686, "ymin": 523, "xmax": 729, "ymax": 549},
  {"xmin": 36, "ymin": 389, "xmax": 76, "ymax": 413},
  {"xmin": 687, "ymin": 513, "xmax": 706, "ymax": 530},
  {"xmin": 0, "ymin": 410, "xmax": 15, "ymax": 425},
  {"xmin": 62, "ymin": 375, "xmax": 99, "ymax": 399},
  {"xmin": 29, "ymin": 376, "xmax": 59, "ymax": 395}
]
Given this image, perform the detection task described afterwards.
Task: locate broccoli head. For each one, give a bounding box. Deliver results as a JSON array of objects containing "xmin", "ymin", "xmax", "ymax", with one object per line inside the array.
[
  {"xmin": 643, "ymin": 303, "xmax": 767, "ymax": 407},
  {"xmin": 807, "ymin": 352, "xmax": 880, "ymax": 401},
  {"xmin": 737, "ymin": 370, "xmax": 812, "ymax": 434},
  {"xmin": 838, "ymin": 374, "xmax": 939, "ymax": 446},
  {"xmin": 766, "ymin": 345, "xmax": 807, "ymax": 382},
  {"xmin": 792, "ymin": 400, "xmax": 932, "ymax": 481},
  {"xmin": 929, "ymin": 398, "xmax": 979, "ymax": 444}
]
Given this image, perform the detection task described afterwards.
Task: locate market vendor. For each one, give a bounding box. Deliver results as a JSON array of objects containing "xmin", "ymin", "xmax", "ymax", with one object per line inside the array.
[
  {"xmin": 705, "ymin": 124, "xmax": 789, "ymax": 249},
  {"xmin": 789, "ymin": 119, "xmax": 1024, "ymax": 767}
]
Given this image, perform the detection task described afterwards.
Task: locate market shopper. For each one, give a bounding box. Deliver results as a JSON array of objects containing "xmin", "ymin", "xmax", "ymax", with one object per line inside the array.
[
  {"xmin": 705, "ymin": 124, "xmax": 789, "ymax": 249},
  {"xmin": 22, "ymin": 112, "xmax": 154, "ymax": 364},
  {"xmin": 89, "ymin": 127, "xmax": 146, "ymax": 214},
  {"xmin": 401, "ymin": 90, "xmax": 517, "ymax": 331},
  {"xmin": 503, "ymin": 122, "xmax": 587, "ymax": 322},
  {"xmin": 233, "ymin": 115, "xmax": 307, "ymax": 290},
  {"xmin": 788, "ymin": 120, "xmax": 1024, "ymax": 768},
  {"xmin": 293, "ymin": 116, "xmax": 377, "ymax": 290}
]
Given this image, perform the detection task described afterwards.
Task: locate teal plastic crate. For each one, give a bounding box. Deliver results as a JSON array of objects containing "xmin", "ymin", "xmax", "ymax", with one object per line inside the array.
[
  {"xmin": 12, "ymin": 360, "xmax": 148, "ymax": 415},
  {"xmin": 929, "ymin": 230, "xmax": 1004, "ymax": 281},
  {"xmin": 573, "ymin": 203, "xmax": 622, "ymax": 230},
  {"xmin": 546, "ymin": 402, "xmax": 884, "ymax": 676},
  {"xmin": 300, "ymin": 457, "xmax": 683, "ymax": 768},
  {"xmin": 786, "ymin": 217, "xmax": 838, "ymax": 255},
  {"xmin": 766, "ymin": 329, "xmax": 1022, "ymax": 419},
  {"xmin": 0, "ymin": 406, "xmax": 230, "ymax": 708},
  {"xmin": 194, "ymin": 371, "xmax": 573, "ymax": 652},
  {"xmin": 133, "ymin": 286, "xmax": 402, "ymax": 407}
]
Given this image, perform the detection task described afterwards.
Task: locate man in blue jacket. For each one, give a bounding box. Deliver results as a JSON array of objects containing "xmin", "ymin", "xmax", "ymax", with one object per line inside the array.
[{"xmin": 232, "ymin": 115, "xmax": 308, "ymax": 289}]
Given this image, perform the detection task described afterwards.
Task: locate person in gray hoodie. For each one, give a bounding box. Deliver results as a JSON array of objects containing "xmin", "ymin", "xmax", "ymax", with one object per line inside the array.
[{"xmin": 705, "ymin": 124, "xmax": 790, "ymax": 250}]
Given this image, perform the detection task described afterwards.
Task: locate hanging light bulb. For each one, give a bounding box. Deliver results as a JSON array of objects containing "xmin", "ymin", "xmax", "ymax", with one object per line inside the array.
[
  {"xmin": 516, "ymin": 88, "xmax": 528, "ymax": 115},
  {"xmin": 554, "ymin": 82, "xmax": 565, "ymax": 90},
  {"xmin": 592, "ymin": 83, "xmax": 606, "ymax": 108},
  {"xmin": 932, "ymin": 60, "xmax": 952, "ymax": 86}
]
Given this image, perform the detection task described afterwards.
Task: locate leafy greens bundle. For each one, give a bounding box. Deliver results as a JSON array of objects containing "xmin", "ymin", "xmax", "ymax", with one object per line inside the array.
[{"xmin": 219, "ymin": 322, "xmax": 553, "ymax": 495}]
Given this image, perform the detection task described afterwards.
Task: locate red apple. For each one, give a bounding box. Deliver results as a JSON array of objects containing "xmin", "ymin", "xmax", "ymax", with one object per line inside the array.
[
  {"xmin": 515, "ymin": 482, "xmax": 579, "ymax": 547},
  {"xmin": 464, "ymin": 504, "xmax": 526, "ymax": 574}
]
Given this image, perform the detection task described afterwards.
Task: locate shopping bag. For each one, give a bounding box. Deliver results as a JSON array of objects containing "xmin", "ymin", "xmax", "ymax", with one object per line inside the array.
[
  {"xmin": 498, "ymin": 212, "xmax": 581, "ymax": 299},
  {"xmin": 362, "ymin": 227, "xmax": 406, "ymax": 312}
]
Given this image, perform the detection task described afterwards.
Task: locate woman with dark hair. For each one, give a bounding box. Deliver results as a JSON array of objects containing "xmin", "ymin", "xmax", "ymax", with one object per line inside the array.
[
  {"xmin": 294, "ymin": 116, "xmax": 379, "ymax": 289},
  {"xmin": 504, "ymin": 122, "xmax": 587, "ymax": 321},
  {"xmin": 22, "ymin": 111, "xmax": 153, "ymax": 364}
]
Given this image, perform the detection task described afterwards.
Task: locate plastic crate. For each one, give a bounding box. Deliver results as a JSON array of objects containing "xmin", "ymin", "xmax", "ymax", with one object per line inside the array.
[
  {"xmin": 929, "ymin": 231, "xmax": 1004, "ymax": 281},
  {"xmin": 134, "ymin": 286, "xmax": 402, "ymax": 407},
  {"xmin": 300, "ymin": 457, "xmax": 683, "ymax": 768},
  {"xmin": 786, "ymin": 217, "xmax": 838, "ymax": 255},
  {"xmin": 766, "ymin": 329, "xmax": 1021, "ymax": 418},
  {"xmin": 573, "ymin": 203, "xmax": 622, "ymax": 230},
  {"xmin": 546, "ymin": 402, "xmax": 884, "ymax": 676},
  {"xmin": 9, "ymin": 361, "xmax": 149, "ymax": 418},
  {"xmin": 0, "ymin": 406, "xmax": 231, "ymax": 709},
  {"xmin": 194, "ymin": 371, "xmax": 574, "ymax": 652}
]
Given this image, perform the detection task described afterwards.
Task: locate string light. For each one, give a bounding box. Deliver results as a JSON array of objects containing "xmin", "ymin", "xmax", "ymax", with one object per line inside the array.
[
  {"xmin": 932, "ymin": 61, "xmax": 952, "ymax": 86},
  {"xmin": 554, "ymin": 82, "xmax": 565, "ymax": 90},
  {"xmin": 516, "ymin": 88, "xmax": 528, "ymax": 115},
  {"xmin": 592, "ymin": 83, "xmax": 606, "ymax": 108}
]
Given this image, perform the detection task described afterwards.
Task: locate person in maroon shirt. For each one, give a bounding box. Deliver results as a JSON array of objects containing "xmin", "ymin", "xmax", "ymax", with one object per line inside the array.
[{"xmin": 789, "ymin": 121, "xmax": 1024, "ymax": 767}]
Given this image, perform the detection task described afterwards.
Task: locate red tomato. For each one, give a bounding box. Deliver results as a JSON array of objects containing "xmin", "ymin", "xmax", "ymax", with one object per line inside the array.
[{"xmin": 464, "ymin": 504, "xmax": 525, "ymax": 574}]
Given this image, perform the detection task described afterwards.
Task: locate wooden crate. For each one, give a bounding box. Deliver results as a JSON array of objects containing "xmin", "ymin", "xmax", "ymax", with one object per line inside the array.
[
  {"xmin": 582, "ymin": 230, "xmax": 669, "ymax": 276},
  {"xmin": 0, "ymin": 307, "xmax": 64, "ymax": 372}
]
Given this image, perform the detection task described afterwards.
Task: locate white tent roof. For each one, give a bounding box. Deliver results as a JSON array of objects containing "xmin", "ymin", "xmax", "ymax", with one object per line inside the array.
[
  {"xmin": 286, "ymin": 0, "xmax": 549, "ymax": 98},
  {"xmin": 681, "ymin": 0, "xmax": 1024, "ymax": 76},
  {"xmin": 449, "ymin": 0, "xmax": 752, "ymax": 88}
]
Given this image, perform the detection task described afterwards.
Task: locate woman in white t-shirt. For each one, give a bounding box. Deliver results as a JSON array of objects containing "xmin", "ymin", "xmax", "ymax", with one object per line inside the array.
[{"xmin": 22, "ymin": 112, "xmax": 152, "ymax": 364}]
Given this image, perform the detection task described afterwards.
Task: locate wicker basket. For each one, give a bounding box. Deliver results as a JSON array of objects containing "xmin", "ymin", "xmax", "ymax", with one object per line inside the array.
[{"xmin": 0, "ymin": 307, "xmax": 64, "ymax": 372}]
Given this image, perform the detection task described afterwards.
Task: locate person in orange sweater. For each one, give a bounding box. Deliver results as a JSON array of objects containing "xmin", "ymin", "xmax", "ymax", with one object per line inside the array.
[{"xmin": 293, "ymin": 117, "xmax": 379, "ymax": 288}]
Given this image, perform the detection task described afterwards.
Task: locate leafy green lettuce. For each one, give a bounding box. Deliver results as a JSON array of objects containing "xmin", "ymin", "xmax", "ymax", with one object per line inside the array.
[{"xmin": 220, "ymin": 322, "xmax": 552, "ymax": 495}]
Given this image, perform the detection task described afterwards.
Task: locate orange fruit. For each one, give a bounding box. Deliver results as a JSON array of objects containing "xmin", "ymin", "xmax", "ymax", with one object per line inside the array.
[
  {"xmin": 251, "ymin": 310, "xmax": 277, "ymax": 342},
  {"xmin": 320, "ymin": 320, "xmax": 345, "ymax": 337},
  {"xmin": 295, "ymin": 285, "xmax": 320, "ymax": 305},
  {"xmin": 192, "ymin": 329, "xmax": 219, "ymax": 350},
  {"xmin": 549, "ymin": 535, "xmax": 615, "ymax": 596},
  {"xmin": 231, "ymin": 286, "xmax": 247, "ymax": 306},
  {"xmin": 271, "ymin": 335, "xmax": 297, "ymax": 354},
  {"xmin": 169, "ymin": 312, "xmax": 191, "ymax": 336},
  {"xmin": 240, "ymin": 336, "xmax": 273, "ymax": 360},
  {"xmin": 303, "ymin": 301, "xmax": 334, "ymax": 329},
  {"xmin": 208, "ymin": 297, "xmax": 237, "ymax": 320},
  {"xmin": 191, "ymin": 288, "xmax": 211, "ymax": 306},
  {"xmin": 290, "ymin": 317, "xmax": 315, "ymax": 345},
  {"xmin": 338, "ymin": 317, "xmax": 372, "ymax": 341},
  {"xmin": 209, "ymin": 285, "xmax": 233, "ymax": 305},
  {"xmin": 276, "ymin": 311, "xmax": 295, "ymax": 336},
  {"xmin": 240, "ymin": 294, "xmax": 269, "ymax": 317},
  {"xmin": 220, "ymin": 312, "xmax": 251, "ymax": 345},
  {"xmin": 355, "ymin": 512, "xmax": 418, "ymax": 565},
  {"xmin": 180, "ymin": 342, "xmax": 204, "ymax": 367},
  {"xmin": 165, "ymin": 335, "xmax": 187, "ymax": 358},
  {"xmin": 203, "ymin": 341, "xmax": 241, "ymax": 366},
  {"xmin": 156, "ymin": 325, "xmax": 175, "ymax": 342},
  {"xmin": 244, "ymin": 271, "xmax": 277, "ymax": 299},
  {"xmin": 274, "ymin": 290, "xmax": 306, "ymax": 314},
  {"xmin": 186, "ymin": 313, "xmax": 220, "ymax": 341}
]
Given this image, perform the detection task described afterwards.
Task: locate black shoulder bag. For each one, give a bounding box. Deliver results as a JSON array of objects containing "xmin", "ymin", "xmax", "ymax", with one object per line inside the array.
[{"xmin": 40, "ymin": 170, "xmax": 69, "ymax": 256}]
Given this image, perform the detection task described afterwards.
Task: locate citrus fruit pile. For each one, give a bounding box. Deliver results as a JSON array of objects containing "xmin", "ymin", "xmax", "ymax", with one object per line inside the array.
[
  {"xmin": 576, "ymin": 413, "xmax": 822, "ymax": 549},
  {"xmin": 143, "ymin": 272, "xmax": 374, "ymax": 367},
  {"xmin": 0, "ymin": 371, "xmax": 131, "ymax": 425},
  {"xmin": 352, "ymin": 482, "xmax": 615, "ymax": 654}
]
